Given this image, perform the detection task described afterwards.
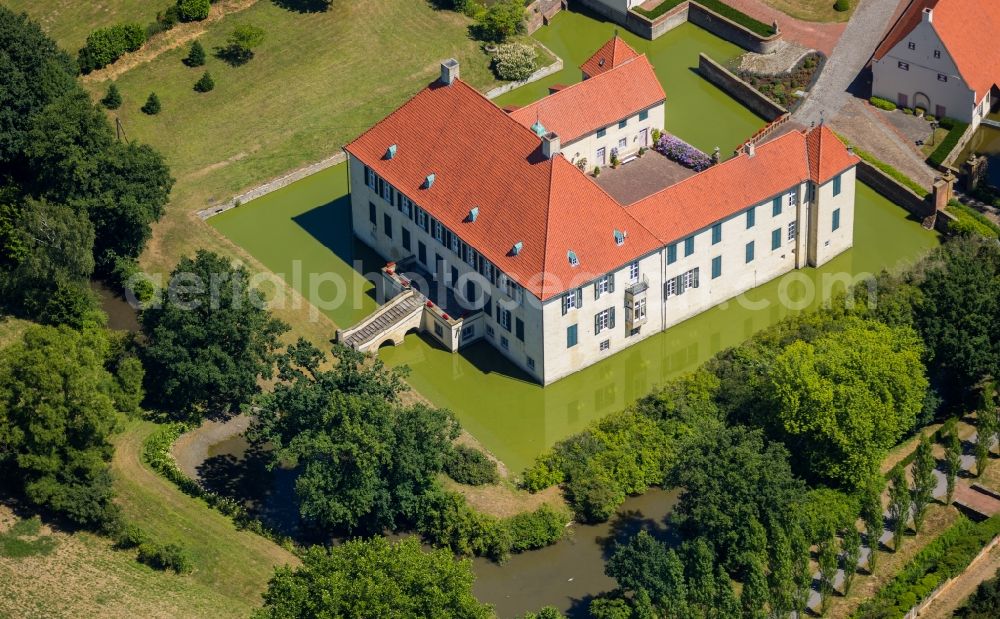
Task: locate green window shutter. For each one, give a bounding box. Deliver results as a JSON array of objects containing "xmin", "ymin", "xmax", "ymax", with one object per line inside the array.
[
  {"xmin": 567, "ymin": 325, "xmax": 577, "ymax": 348},
  {"xmin": 772, "ymin": 228, "xmax": 781, "ymax": 250},
  {"xmin": 712, "ymin": 223, "xmax": 721, "ymax": 245},
  {"xmin": 609, "ymin": 307, "xmax": 616, "ymax": 329},
  {"xmin": 693, "ymin": 267, "xmax": 700, "ymax": 288},
  {"xmin": 832, "ymin": 208, "xmax": 841, "ymax": 231},
  {"xmin": 747, "ymin": 207, "xmax": 756, "ymax": 228},
  {"xmin": 667, "ymin": 244, "xmax": 677, "ymax": 264},
  {"xmin": 745, "ymin": 241, "xmax": 755, "ymax": 263},
  {"xmin": 594, "ymin": 312, "xmax": 601, "ymax": 334},
  {"xmin": 772, "ymin": 196, "xmax": 781, "ymax": 216},
  {"xmin": 608, "ymin": 274, "xmax": 615, "ymax": 293},
  {"xmin": 575, "ymin": 288, "xmax": 583, "ymax": 307}
]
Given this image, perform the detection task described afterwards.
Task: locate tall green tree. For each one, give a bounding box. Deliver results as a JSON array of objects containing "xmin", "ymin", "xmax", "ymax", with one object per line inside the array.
[
  {"xmin": 841, "ymin": 526, "xmax": 862, "ymax": 595},
  {"xmin": 740, "ymin": 554, "xmax": 769, "ymax": 619},
  {"xmin": 888, "ymin": 465, "xmax": 910, "ymax": 552},
  {"xmin": 914, "ymin": 237, "xmax": 1000, "ymax": 404},
  {"xmin": 607, "ymin": 531, "xmax": 688, "ymax": 616},
  {"xmin": 250, "ymin": 339, "xmax": 458, "ymax": 533},
  {"xmin": 975, "ymin": 433, "xmax": 990, "ymax": 478},
  {"xmin": 911, "ymin": 433, "xmax": 937, "ymax": 533},
  {"xmin": 0, "ymin": 325, "xmax": 140, "ymax": 527},
  {"xmin": 767, "ymin": 317, "xmax": 928, "ymax": 486},
  {"xmin": 978, "ymin": 386, "xmax": 998, "ymax": 458},
  {"xmin": 474, "ymin": 0, "xmax": 526, "ymax": 43},
  {"xmin": 946, "ymin": 427, "xmax": 962, "ymax": 504},
  {"xmin": 860, "ymin": 477, "xmax": 884, "ymax": 573},
  {"xmin": 254, "ymin": 537, "xmax": 492, "ymax": 619},
  {"xmin": 683, "ymin": 537, "xmax": 718, "ymax": 611},
  {"xmin": 817, "ymin": 533, "xmax": 839, "ymax": 615},
  {"xmin": 767, "ymin": 524, "xmax": 795, "ymax": 617},
  {"xmin": 141, "ymin": 250, "xmax": 288, "ymax": 419},
  {"xmin": 789, "ymin": 524, "xmax": 813, "ymax": 618},
  {"xmin": 668, "ymin": 426, "xmax": 805, "ymax": 574}
]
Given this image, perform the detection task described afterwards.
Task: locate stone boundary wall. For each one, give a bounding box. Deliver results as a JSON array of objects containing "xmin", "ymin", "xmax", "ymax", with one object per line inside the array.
[
  {"xmin": 577, "ymin": 0, "xmax": 783, "ymax": 51},
  {"xmin": 941, "ymin": 121, "xmax": 978, "ymax": 170},
  {"xmin": 624, "ymin": 2, "xmax": 689, "ymax": 39},
  {"xmin": 197, "ymin": 151, "xmax": 346, "ymax": 220},
  {"xmin": 483, "ymin": 41, "xmax": 564, "ymax": 99},
  {"xmin": 697, "ymin": 53, "xmax": 786, "ymax": 121},
  {"xmin": 526, "ymin": 0, "xmax": 566, "ymax": 34},
  {"xmin": 856, "ymin": 160, "xmax": 934, "ymax": 218}
]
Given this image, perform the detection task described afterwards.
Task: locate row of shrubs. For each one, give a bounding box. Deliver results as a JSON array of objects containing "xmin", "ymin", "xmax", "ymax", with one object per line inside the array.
[
  {"xmin": 852, "ymin": 514, "xmax": 1000, "ymax": 618},
  {"xmin": 415, "ymin": 487, "xmax": 569, "ymax": 562},
  {"xmin": 142, "ymin": 424, "xmax": 295, "ymax": 549},
  {"xmin": 928, "ymin": 119, "xmax": 969, "ymax": 167},
  {"xmin": 77, "ymin": 1, "xmax": 213, "ymax": 74},
  {"xmin": 947, "ymin": 199, "xmax": 1000, "ymax": 239},
  {"xmin": 109, "ymin": 521, "xmax": 192, "ymax": 574},
  {"xmin": 78, "ymin": 23, "xmax": 146, "ymax": 74},
  {"xmin": 634, "ymin": 0, "xmax": 776, "ymax": 38}
]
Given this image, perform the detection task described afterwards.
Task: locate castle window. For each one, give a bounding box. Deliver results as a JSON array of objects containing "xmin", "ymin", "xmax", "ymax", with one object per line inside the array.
[
  {"xmin": 898, "ymin": 61, "xmax": 910, "ymax": 71},
  {"xmin": 907, "ymin": 42, "xmax": 915, "ymax": 50},
  {"xmin": 937, "ymin": 73, "xmax": 948, "ymax": 82}
]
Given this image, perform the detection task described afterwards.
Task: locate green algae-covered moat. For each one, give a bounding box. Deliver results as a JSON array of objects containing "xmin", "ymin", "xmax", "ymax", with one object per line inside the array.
[{"xmin": 212, "ymin": 13, "xmax": 940, "ymax": 474}]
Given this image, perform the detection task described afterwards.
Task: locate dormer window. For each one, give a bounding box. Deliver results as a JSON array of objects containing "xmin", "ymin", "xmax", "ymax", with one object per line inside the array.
[
  {"xmin": 613, "ymin": 229, "xmax": 625, "ymax": 246},
  {"xmin": 567, "ymin": 250, "xmax": 579, "ymax": 267},
  {"xmin": 511, "ymin": 241, "xmax": 523, "ymax": 256},
  {"xmin": 424, "ymin": 173, "xmax": 436, "ymax": 188},
  {"xmin": 468, "ymin": 206, "xmax": 479, "ymax": 222},
  {"xmin": 386, "ymin": 144, "xmax": 397, "ymax": 159}
]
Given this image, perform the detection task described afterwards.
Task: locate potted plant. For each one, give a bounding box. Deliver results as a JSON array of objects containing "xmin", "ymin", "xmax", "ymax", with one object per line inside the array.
[
  {"xmin": 593, "ymin": 165, "xmax": 601, "ymax": 177},
  {"xmin": 610, "ymin": 148, "xmax": 619, "ymax": 169}
]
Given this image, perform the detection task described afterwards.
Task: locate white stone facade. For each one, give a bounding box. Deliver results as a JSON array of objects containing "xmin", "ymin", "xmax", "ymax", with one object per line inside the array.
[
  {"xmin": 348, "ymin": 153, "xmax": 856, "ymax": 385},
  {"xmin": 562, "ymin": 102, "xmax": 664, "ymax": 168}
]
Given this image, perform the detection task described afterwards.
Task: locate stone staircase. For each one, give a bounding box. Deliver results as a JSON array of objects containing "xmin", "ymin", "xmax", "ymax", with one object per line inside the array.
[{"xmin": 339, "ymin": 291, "xmax": 425, "ymax": 352}]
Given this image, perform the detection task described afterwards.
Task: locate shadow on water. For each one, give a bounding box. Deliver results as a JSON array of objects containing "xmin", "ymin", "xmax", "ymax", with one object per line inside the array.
[
  {"xmin": 90, "ymin": 280, "xmax": 139, "ymax": 332},
  {"xmin": 197, "ymin": 435, "xmax": 304, "ymax": 539},
  {"xmin": 292, "ymin": 196, "xmax": 385, "ymax": 306}
]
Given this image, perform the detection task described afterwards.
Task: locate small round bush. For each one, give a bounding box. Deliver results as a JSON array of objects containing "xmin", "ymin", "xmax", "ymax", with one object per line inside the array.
[
  {"xmin": 101, "ymin": 84, "xmax": 122, "ymax": 110},
  {"xmin": 194, "ymin": 71, "xmax": 215, "ymax": 93},
  {"xmin": 141, "ymin": 92, "xmax": 161, "ymax": 115},
  {"xmin": 492, "ymin": 43, "xmax": 537, "ymax": 82},
  {"xmin": 835, "ymin": 0, "xmax": 851, "ymax": 11},
  {"xmin": 445, "ymin": 445, "xmax": 499, "ymax": 485},
  {"xmin": 177, "ymin": 0, "xmax": 211, "ymax": 22},
  {"xmin": 185, "ymin": 40, "xmax": 206, "ymax": 67}
]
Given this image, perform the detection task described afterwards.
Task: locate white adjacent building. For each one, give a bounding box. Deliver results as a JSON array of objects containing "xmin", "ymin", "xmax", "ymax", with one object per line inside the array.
[
  {"xmin": 342, "ymin": 39, "xmax": 859, "ymax": 385},
  {"xmin": 872, "ymin": 0, "xmax": 1000, "ymax": 125}
]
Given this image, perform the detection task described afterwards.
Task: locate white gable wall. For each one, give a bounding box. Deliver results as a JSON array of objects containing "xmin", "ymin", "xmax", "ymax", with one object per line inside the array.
[{"xmin": 872, "ymin": 16, "xmax": 980, "ymax": 123}]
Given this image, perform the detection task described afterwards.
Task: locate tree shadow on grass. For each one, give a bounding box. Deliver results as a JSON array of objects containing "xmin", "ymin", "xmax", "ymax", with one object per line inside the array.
[
  {"xmin": 214, "ymin": 45, "xmax": 254, "ymax": 67},
  {"xmin": 271, "ymin": 0, "xmax": 331, "ymax": 12}
]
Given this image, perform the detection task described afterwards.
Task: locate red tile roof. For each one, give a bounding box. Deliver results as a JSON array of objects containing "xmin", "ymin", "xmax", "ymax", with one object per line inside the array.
[
  {"xmin": 508, "ymin": 56, "xmax": 665, "ymax": 144},
  {"xmin": 874, "ymin": 0, "xmax": 1000, "ymax": 101},
  {"xmin": 345, "ymin": 78, "xmax": 856, "ymax": 301},
  {"xmin": 628, "ymin": 127, "xmax": 859, "ymax": 244},
  {"xmin": 580, "ymin": 35, "xmax": 640, "ymax": 78}
]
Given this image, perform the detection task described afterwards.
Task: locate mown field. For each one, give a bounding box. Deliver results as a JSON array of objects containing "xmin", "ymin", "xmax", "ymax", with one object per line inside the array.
[
  {"xmin": 4, "ymin": 0, "xmax": 156, "ymax": 51},
  {"xmin": 0, "ymin": 420, "xmax": 296, "ymax": 619}
]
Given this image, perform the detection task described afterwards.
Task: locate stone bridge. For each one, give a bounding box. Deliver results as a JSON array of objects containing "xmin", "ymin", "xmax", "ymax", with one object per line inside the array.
[{"xmin": 336, "ymin": 289, "xmax": 426, "ymax": 353}]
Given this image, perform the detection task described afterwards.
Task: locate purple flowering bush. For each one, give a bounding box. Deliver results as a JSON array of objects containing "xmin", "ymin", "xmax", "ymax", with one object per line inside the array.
[{"xmin": 655, "ymin": 134, "xmax": 713, "ymax": 171}]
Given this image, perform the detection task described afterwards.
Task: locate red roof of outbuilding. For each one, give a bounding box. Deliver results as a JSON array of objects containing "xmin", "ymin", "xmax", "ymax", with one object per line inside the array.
[
  {"xmin": 580, "ymin": 35, "xmax": 640, "ymax": 78},
  {"xmin": 509, "ymin": 56, "xmax": 665, "ymax": 144},
  {"xmin": 874, "ymin": 0, "xmax": 1000, "ymax": 101},
  {"xmin": 345, "ymin": 77, "xmax": 857, "ymax": 301}
]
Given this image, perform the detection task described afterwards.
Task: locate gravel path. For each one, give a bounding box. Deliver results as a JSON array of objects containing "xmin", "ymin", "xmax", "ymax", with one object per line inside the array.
[{"xmin": 793, "ymin": 0, "xmax": 907, "ymax": 126}]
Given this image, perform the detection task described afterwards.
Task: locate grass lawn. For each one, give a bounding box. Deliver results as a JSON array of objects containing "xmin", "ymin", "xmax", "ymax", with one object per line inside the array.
[
  {"xmin": 0, "ymin": 420, "xmax": 296, "ymax": 619},
  {"xmin": 80, "ymin": 1, "xmax": 505, "ymax": 282},
  {"xmin": 762, "ymin": 0, "xmax": 856, "ymax": 22},
  {"xmin": 4, "ymin": 0, "xmax": 158, "ymax": 52}
]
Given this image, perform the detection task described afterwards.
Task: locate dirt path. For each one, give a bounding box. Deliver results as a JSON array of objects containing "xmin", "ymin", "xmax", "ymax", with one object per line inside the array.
[
  {"xmin": 81, "ymin": 0, "xmax": 259, "ymax": 83},
  {"xmin": 920, "ymin": 543, "xmax": 1000, "ymax": 618}
]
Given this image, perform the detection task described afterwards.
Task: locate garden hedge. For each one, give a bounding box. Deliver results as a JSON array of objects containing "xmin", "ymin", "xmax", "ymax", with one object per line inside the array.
[
  {"xmin": 947, "ymin": 200, "xmax": 1000, "ymax": 239},
  {"xmin": 78, "ymin": 23, "xmax": 146, "ymax": 74},
  {"xmin": 634, "ymin": 1, "xmax": 776, "ymax": 38},
  {"xmin": 852, "ymin": 514, "xmax": 1000, "ymax": 618},
  {"xmin": 928, "ymin": 119, "xmax": 968, "ymax": 167}
]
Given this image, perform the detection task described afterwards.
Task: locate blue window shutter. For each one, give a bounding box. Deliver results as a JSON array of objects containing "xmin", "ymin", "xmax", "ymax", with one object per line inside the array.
[
  {"xmin": 832, "ymin": 208, "xmax": 841, "ymax": 231},
  {"xmin": 712, "ymin": 223, "xmax": 721, "ymax": 245},
  {"xmin": 693, "ymin": 267, "xmax": 700, "ymax": 288},
  {"xmin": 594, "ymin": 312, "xmax": 600, "ymax": 334},
  {"xmin": 833, "ymin": 174, "xmax": 842, "ymax": 196},
  {"xmin": 567, "ymin": 325, "xmax": 577, "ymax": 348},
  {"xmin": 667, "ymin": 244, "xmax": 677, "ymax": 264},
  {"xmin": 747, "ymin": 207, "xmax": 756, "ymax": 228},
  {"xmin": 772, "ymin": 196, "xmax": 781, "ymax": 216},
  {"xmin": 609, "ymin": 307, "xmax": 616, "ymax": 329},
  {"xmin": 746, "ymin": 241, "xmax": 754, "ymax": 263},
  {"xmin": 576, "ymin": 288, "xmax": 583, "ymax": 308},
  {"xmin": 772, "ymin": 228, "xmax": 781, "ymax": 250},
  {"xmin": 608, "ymin": 274, "xmax": 615, "ymax": 293}
]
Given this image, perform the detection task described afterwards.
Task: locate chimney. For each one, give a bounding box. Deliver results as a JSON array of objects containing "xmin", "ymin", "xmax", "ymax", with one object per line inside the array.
[
  {"xmin": 541, "ymin": 131, "xmax": 560, "ymax": 159},
  {"xmin": 440, "ymin": 59, "xmax": 459, "ymax": 85},
  {"xmin": 744, "ymin": 141, "xmax": 756, "ymax": 157},
  {"xmin": 922, "ymin": 7, "xmax": 933, "ymax": 23}
]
